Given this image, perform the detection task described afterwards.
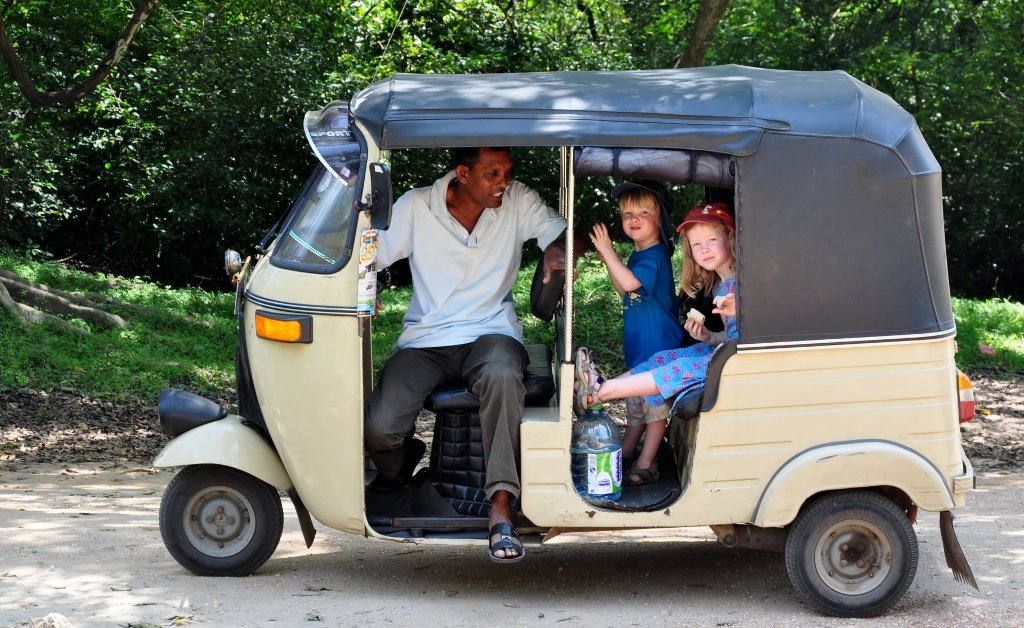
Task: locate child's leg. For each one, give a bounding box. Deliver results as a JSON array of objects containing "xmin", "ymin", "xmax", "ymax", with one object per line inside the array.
[
  {"xmin": 596, "ymin": 371, "xmax": 659, "ymax": 404},
  {"xmin": 634, "ymin": 419, "xmax": 666, "ymax": 470},
  {"xmin": 627, "ymin": 401, "xmax": 668, "ymax": 485},
  {"xmin": 622, "ymin": 424, "xmax": 644, "ymax": 459},
  {"xmin": 621, "ymin": 396, "xmax": 645, "ymax": 458}
]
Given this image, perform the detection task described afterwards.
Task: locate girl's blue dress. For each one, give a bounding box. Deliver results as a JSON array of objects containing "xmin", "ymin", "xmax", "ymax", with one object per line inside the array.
[{"xmin": 630, "ymin": 276, "xmax": 738, "ymax": 408}]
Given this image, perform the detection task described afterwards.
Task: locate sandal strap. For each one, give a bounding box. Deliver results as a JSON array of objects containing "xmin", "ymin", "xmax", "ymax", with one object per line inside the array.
[
  {"xmin": 628, "ymin": 462, "xmax": 660, "ymax": 484},
  {"xmin": 488, "ymin": 522, "xmax": 523, "ymax": 558},
  {"xmin": 573, "ymin": 346, "xmax": 605, "ymax": 413}
]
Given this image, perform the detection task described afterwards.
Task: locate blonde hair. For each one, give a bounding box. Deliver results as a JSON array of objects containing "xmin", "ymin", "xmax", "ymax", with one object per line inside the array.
[
  {"xmin": 617, "ymin": 188, "xmax": 659, "ymax": 215},
  {"xmin": 679, "ymin": 220, "xmax": 736, "ymax": 298}
]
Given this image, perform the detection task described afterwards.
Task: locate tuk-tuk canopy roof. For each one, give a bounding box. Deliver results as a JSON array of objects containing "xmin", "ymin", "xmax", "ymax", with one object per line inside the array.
[
  {"xmin": 349, "ymin": 65, "xmax": 926, "ymax": 164},
  {"xmin": 343, "ymin": 66, "xmax": 953, "ymax": 347}
]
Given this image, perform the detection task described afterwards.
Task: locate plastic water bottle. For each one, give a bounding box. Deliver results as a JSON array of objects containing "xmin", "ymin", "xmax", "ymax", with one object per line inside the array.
[{"xmin": 570, "ymin": 404, "xmax": 622, "ymax": 502}]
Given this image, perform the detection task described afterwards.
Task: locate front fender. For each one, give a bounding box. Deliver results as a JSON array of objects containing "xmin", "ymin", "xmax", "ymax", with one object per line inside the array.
[
  {"xmin": 153, "ymin": 415, "xmax": 293, "ymax": 491},
  {"xmin": 753, "ymin": 440, "xmax": 954, "ymax": 528}
]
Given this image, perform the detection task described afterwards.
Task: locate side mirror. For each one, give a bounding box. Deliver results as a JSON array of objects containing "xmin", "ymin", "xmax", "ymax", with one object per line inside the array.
[
  {"xmin": 368, "ymin": 162, "xmax": 392, "ymax": 230},
  {"xmin": 224, "ymin": 249, "xmax": 242, "ymax": 276}
]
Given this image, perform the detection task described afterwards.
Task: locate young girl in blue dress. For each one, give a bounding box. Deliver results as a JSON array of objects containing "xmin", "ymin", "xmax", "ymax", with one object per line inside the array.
[
  {"xmin": 578, "ymin": 202, "xmax": 738, "ymax": 485},
  {"xmin": 589, "ymin": 181, "xmax": 682, "ymax": 479}
]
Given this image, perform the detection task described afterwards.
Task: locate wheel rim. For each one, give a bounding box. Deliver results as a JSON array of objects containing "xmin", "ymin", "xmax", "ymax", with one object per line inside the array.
[
  {"xmin": 813, "ymin": 517, "xmax": 894, "ymax": 595},
  {"xmin": 182, "ymin": 484, "xmax": 257, "ymax": 558}
]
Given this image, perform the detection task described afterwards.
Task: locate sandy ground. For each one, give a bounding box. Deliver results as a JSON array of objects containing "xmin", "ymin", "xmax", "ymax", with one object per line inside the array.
[{"xmin": 0, "ymin": 464, "xmax": 1021, "ymax": 628}]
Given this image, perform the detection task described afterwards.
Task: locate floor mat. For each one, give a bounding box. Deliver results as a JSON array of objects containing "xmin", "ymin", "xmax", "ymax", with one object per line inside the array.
[{"xmin": 365, "ymin": 468, "xmax": 459, "ymax": 519}]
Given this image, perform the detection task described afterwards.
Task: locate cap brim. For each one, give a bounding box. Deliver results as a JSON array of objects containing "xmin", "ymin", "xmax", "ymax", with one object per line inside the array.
[
  {"xmin": 677, "ymin": 216, "xmax": 736, "ymax": 232},
  {"xmin": 610, "ymin": 181, "xmax": 659, "ymax": 200}
]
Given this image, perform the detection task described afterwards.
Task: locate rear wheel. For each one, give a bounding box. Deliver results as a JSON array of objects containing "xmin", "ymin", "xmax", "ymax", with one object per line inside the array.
[
  {"xmin": 785, "ymin": 491, "xmax": 918, "ymax": 618},
  {"xmin": 159, "ymin": 465, "xmax": 284, "ymax": 576}
]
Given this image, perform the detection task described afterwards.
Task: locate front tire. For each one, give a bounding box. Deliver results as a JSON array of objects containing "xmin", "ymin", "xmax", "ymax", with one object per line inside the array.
[
  {"xmin": 159, "ymin": 465, "xmax": 284, "ymax": 576},
  {"xmin": 785, "ymin": 491, "xmax": 918, "ymax": 618}
]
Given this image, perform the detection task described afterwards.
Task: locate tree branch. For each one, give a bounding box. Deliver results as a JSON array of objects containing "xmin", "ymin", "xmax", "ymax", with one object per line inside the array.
[
  {"xmin": 0, "ymin": 0, "xmax": 160, "ymax": 107},
  {"xmin": 674, "ymin": 0, "xmax": 731, "ymax": 68}
]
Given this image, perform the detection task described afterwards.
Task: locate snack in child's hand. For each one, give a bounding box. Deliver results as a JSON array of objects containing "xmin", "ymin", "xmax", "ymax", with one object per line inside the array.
[{"xmin": 686, "ymin": 308, "xmax": 705, "ymax": 324}]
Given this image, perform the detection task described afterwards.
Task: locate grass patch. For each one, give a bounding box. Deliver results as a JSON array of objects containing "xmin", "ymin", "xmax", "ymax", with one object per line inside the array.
[
  {"xmin": 0, "ymin": 250, "xmax": 236, "ymax": 401},
  {"xmin": 952, "ymin": 296, "xmax": 1024, "ymax": 374},
  {"xmin": 2, "ymin": 247, "xmax": 1021, "ymax": 404}
]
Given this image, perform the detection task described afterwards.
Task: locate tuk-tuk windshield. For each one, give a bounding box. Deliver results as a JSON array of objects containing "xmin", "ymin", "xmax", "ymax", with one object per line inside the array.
[{"xmin": 270, "ymin": 165, "xmax": 358, "ymax": 272}]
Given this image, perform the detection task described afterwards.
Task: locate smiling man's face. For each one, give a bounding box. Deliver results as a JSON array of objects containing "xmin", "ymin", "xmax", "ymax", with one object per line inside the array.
[{"xmin": 456, "ymin": 148, "xmax": 514, "ymax": 209}]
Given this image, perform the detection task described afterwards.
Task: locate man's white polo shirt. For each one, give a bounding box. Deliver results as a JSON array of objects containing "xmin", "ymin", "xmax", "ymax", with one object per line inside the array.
[{"xmin": 376, "ymin": 170, "xmax": 566, "ymax": 350}]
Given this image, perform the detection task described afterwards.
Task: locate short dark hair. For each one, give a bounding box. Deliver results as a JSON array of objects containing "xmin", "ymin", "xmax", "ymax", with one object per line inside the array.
[{"xmin": 450, "ymin": 147, "xmax": 511, "ymax": 170}]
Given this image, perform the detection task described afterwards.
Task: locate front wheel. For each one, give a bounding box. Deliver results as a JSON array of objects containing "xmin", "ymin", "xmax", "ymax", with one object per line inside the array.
[
  {"xmin": 785, "ymin": 491, "xmax": 918, "ymax": 618},
  {"xmin": 159, "ymin": 465, "xmax": 284, "ymax": 576}
]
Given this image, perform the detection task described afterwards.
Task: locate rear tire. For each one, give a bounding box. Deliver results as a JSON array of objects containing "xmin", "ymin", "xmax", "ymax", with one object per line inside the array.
[
  {"xmin": 785, "ymin": 491, "xmax": 918, "ymax": 618},
  {"xmin": 159, "ymin": 465, "xmax": 284, "ymax": 576}
]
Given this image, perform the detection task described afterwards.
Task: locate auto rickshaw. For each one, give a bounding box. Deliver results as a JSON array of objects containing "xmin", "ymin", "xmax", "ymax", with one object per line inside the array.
[{"xmin": 153, "ymin": 65, "xmax": 979, "ymax": 618}]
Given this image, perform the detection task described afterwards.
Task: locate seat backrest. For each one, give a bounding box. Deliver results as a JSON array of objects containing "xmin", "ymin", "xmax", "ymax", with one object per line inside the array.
[
  {"xmin": 669, "ymin": 340, "xmax": 738, "ymax": 421},
  {"xmin": 530, "ymin": 262, "xmax": 564, "ymax": 322}
]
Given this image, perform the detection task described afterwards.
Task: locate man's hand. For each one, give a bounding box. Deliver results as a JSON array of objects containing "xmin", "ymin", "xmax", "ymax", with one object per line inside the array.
[{"xmin": 542, "ymin": 232, "xmax": 587, "ymax": 284}]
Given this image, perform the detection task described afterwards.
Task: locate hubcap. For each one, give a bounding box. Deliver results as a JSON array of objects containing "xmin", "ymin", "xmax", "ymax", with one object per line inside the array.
[
  {"xmin": 183, "ymin": 485, "xmax": 256, "ymax": 558},
  {"xmin": 813, "ymin": 518, "xmax": 893, "ymax": 595}
]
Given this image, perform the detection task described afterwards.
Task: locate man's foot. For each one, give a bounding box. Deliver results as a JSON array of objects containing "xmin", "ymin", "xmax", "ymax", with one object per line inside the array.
[
  {"xmin": 488, "ymin": 522, "xmax": 525, "ymax": 563},
  {"xmin": 367, "ymin": 438, "xmax": 426, "ymax": 493}
]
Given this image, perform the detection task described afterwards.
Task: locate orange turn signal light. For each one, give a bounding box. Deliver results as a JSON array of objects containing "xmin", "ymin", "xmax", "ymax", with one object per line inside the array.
[
  {"xmin": 254, "ymin": 310, "xmax": 312, "ymax": 343},
  {"xmin": 956, "ymin": 369, "xmax": 975, "ymax": 423}
]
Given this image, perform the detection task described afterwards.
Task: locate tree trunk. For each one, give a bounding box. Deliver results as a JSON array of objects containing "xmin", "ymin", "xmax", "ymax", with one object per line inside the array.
[
  {"xmin": 0, "ymin": 269, "xmax": 128, "ymax": 330},
  {"xmin": 674, "ymin": 0, "xmax": 731, "ymax": 68},
  {"xmin": 0, "ymin": 0, "xmax": 160, "ymax": 106}
]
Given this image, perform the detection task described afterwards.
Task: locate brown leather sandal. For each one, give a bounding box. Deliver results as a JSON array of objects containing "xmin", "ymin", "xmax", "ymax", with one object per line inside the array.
[{"xmin": 626, "ymin": 461, "xmax": 660, "ymax": 486}]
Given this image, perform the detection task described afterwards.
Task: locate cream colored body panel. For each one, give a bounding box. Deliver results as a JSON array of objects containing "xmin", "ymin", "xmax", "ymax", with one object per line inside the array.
[
  {"xmin": 243, "ymin": 216, "xmax": 372, "ymax": 536},
  {"xmin": 752, "ymin": 441, "xmax": 953, "ymax": 527},
  {"xmin": 520, "ymin": 337, "xmax": 965, "ymax": 529},
  {"xmin": 153, "ymin": 415, "xmax": 292, "ymax": 490}
]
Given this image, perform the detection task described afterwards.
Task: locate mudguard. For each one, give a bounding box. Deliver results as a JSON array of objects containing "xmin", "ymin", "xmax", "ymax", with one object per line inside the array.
[
  {"xmin": 753, "ymin": 441, "xmax": 954, "ymax": 528},
  {"xmin": 153, "ymin": 415, "xmax": 293, "ymax": 491}
]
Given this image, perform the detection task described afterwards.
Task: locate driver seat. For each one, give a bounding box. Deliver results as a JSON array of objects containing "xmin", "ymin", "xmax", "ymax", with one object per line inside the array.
[{"xmin": 425, "ymin": 260, "xmax": 566, "ymax": 516}]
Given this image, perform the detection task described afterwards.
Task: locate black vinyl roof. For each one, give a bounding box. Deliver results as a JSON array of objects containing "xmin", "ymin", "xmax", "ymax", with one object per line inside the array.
[{"xmin": 349, "ymin": 65, "xmax": 924, "ymax": 161}]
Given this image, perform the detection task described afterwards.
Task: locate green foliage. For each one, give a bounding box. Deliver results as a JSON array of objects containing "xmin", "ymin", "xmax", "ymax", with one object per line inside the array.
[
  {"xmin": 2, "ymin": 0, "xmax": 1023, "ymax": 301},
  {"xmin": 951, "ymin": 297, "xmax": 1024, "ymax": 374},
  {"xmin": 2, "ymin": 250, "xmax": 1020, "ymax": 404},
  {"xmin": 0, "ymin": 250, "xmax": 236, "ymax": 400}
]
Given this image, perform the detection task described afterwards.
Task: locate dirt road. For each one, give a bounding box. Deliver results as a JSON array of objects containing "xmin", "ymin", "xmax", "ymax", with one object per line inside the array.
[{"xmin": 0, "ymin": 464, "xmax": 1021, "ymax": 627}]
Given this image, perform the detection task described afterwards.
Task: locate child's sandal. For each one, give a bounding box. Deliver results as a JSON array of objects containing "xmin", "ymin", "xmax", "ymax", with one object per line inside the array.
[
  {"xmin": 627, "ymin": 461, "xmax": 660, "ymax": 486},
  {"xmin": 573, "ymin": 347, "xmax": 604, "ymax": 415}
]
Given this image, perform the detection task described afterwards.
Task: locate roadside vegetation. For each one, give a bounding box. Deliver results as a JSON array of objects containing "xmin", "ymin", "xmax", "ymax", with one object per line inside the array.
[
  {"xmin": 1, "ymin": 249, "xmax": 1020, "ymax": 403},
  {"xmin": 3, "ymin": 1, "xmax": 1023, "ymax": 302}
]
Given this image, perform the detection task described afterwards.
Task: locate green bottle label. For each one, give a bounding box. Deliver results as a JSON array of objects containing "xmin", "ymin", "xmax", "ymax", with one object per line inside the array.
[{"xmin": 586, "ymin": 449, "xmax": 622, "ymax": 495}]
